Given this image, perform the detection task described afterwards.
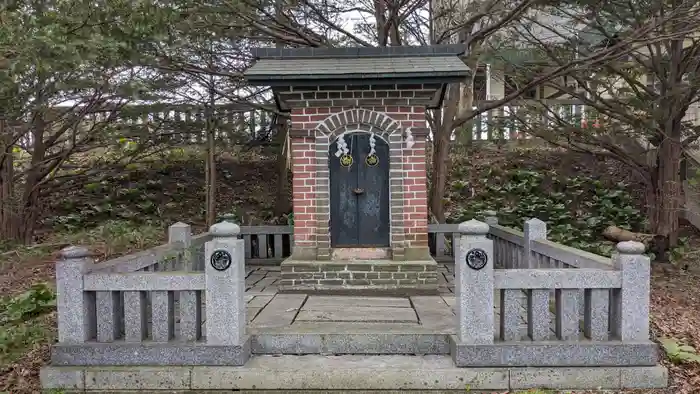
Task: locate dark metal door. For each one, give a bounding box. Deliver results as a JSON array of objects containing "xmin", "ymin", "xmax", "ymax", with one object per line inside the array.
[{"xmin": 329, "ymin": 132, "xmax": 390, "ymax": 247}]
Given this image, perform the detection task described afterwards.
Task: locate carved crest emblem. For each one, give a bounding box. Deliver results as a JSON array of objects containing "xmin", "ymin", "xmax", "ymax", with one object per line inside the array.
[
  {"xmin": 340, "ymin": 154, "xmax": 353, "ymax": 167},
  {"xmin": 465, "ymin": 248, "xmax": 488, "ymax": 270},
  {"xmin": 365, "ymin": 154, "xmax": 379, "ymax": 166},
  {"xmin": 210, "ymin": 250, "xmax": 232, "ymax": 271}
]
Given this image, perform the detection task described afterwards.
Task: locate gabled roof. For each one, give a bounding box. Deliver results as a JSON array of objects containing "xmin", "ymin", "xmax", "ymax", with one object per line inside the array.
[
  {"xmin": 245, "ymin": 56, "xmax": 468, "ymax": 85},
  {"xmin": 244, "ymin": 45, "xmax": 470, "ymax": 86}
]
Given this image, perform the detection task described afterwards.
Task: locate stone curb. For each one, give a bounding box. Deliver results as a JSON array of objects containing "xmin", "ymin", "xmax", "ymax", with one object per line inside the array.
[{"xmin": 42, "ymin": 355, "xmax": 668, "ymax": 391}]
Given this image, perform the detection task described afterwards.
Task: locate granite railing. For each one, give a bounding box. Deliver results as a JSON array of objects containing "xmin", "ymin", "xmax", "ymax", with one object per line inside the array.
[
  {"xmin": 52, "ymin": 221, "xmax": 250, "ymax": 366},
  {"xmin": 80, "ymin": 211, "xmax": 614, "ymax": 271},
  {"xmin": 451, "ymin": 219, "xmax": 655, "ymax": 368},
  {"xmin": 82, "ymin": 220, "xmax": 498, "ymax": 269},
  {"xmin": 429, "ymin": 223, "xmax": 459, "ymax": 262},
  {"xmin": 465, "ymin": 211, "xmax": 615, "ymax": 270},
  {"xmin": 427, "ymin": 212, "xmax": 528, "ymax": 267},
  {"xmin": 86, "ymin": 223, "xmax": 294, "ymax": 274},
  {"xmin": 87, "ymin": 224, "xmax": 211, "ymax": 274},
  {"xmin": 240, "ymin": 225, "xmax": 293, "ymax": 264},
  {"xmin": 51, "ymin": 216, "xmax": 654, "ymax": 368}
]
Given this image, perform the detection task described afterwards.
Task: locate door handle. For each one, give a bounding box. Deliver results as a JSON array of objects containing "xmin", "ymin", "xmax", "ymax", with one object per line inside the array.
[{"xmin": 353, "ymin": 188, "xmax": 365, "ymax": 195}]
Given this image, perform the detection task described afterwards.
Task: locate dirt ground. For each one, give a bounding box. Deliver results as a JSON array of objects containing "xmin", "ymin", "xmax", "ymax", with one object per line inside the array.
[{"xmin": 2, "ymin": 148, "xmax": 700, "ymax": 393}]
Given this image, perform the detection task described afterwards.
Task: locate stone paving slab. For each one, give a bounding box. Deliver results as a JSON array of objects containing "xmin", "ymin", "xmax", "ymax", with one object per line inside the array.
[
  {"xmin": 266, "ymin": 322, "xmax": 425, "ymax": 333},
  {"xmin": 411, "ymin": 296, "xmax": 456, "ymax": 332},
  {"xmin": 246, "ymin": 266, "xmax": 282, "ymax": 295},
  {"xmin": 240, "ymin": 293, "xmax": 565, "ymax": 340},
  {"xmin": 229, "ymin": 265, "xmax": 564, "ymax": 339},
  {"xmin": 247, "ymin": 295, "xmax": 275, "ymax": 308},
  {"xmin": 295, "ymin": 306, "xmax": 418, "ymax": 323},
  {"xmin": 195, "ymin": 270, "xmax": 561, "ymax": 339},
  {"xmin": 251, "ymin": 294, "xmax": 306, "ymax": 328},
  {"xmin": 249, "ymin": 324, "xmax": 444, "ymax": 335},
  {"xmin": 303, "ymin": 295, "xmax": 411, "ymax": 308}
]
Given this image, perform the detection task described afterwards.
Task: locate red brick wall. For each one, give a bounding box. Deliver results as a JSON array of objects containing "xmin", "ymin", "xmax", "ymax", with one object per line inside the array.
[
  {"xmin": 290, "ymin": 134, "xmax": 316, "ymax": 249},
  {"xmin": 403, "ymin": 138, "xmax": 429, "ymax": 248},
  {"xmin": 291, "ymin": 106, "xmax": 427, "ymax": 131},
  {"xmin": 284, "ymin": 84, "xmax": 433, "ymax": 259}
]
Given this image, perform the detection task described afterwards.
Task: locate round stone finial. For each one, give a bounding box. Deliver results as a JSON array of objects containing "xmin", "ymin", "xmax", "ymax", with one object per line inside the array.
[
  {"xmin": 458, "ymin": 219, "xmax": 490, "ymax": 235},
  {"xmin": 210, "ymin": 221, "xmax": 240, "ymax": 237},
  {"xmin": 61, "ymin": 246, "xmax": 91, "ymax": 259},
  {"xmin": 616, "ymin": 241, "xmax": 646, "ymax": 255}
]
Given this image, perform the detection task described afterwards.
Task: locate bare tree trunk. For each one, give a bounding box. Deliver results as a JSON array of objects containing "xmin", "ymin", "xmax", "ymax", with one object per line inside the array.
[
  {"xmin": 205, "ymin": 123, "xmax": 216, "ymax": 227},
  {"xmin": 456, "ymin": 77, "xmax": 476, "ymax": 145},
  {"xmin": 430, "ymin": 121, "xmax": 451, "ymax": 222},
  {"xmin": 272, "ymin": 0, "xmax": 291, "ymax": 219},
  {"xmin": 204, "ymin": 84, "xmax": 217, "ymax": 227},
  {"xmin": 0, "ymin": 119, "xmax": 20, "ymax": 241},
  {"xmin": 429, "ymin": 71, "xmax": 468, "ymax": 223},
  {"xmin": 20, "ymin": 113, "xmax": 47, "ymax": 244},
  {"xmin": 24, "ymin": 121, "xmax": 50, "ymax": 241},
  {"xmin": 650, "ymin": 128, "xmax": 683, "ymax": 247},
  {"xmin": 20, "ymin": 180, "xmax": 41, "ymax": 243},
  {"xmin": 273, "ymin": 115, "xmax": 291, "ymax": 217},
  {"xmin": 374, "ymin": 0, "xmax": 388, "ymax": 46},
  {"xmin": 204, "ymin": 139, "xmax": 211, "ymax": 224}
]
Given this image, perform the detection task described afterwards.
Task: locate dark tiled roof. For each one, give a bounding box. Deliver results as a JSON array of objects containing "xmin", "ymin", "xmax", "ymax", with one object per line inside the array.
[
  {"xmin": 245, "ymin": 55, "xmax": 469, "ymax": 82},
  {"xmin": 250, "ymin": 44, "xmax": 466, "ymax": 59}
]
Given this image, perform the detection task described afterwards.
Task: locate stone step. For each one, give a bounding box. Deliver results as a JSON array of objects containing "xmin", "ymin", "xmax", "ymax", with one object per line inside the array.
[
  {"xmin": 251, "ymin": 332, "xmax": 451, "ymax": 355},
  {"xmin": 42, "ymin": 355, "xmax": 668, "ymax": 391},
  {"xmin": 331, "ymin": 247, "xmax": 392, "ymax": 260}
]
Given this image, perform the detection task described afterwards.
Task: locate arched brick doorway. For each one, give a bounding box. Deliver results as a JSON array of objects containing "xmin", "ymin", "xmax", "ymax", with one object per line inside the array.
[{"xmin": 329, "ymin": 131, "xmax": 390, "ymax": 247}]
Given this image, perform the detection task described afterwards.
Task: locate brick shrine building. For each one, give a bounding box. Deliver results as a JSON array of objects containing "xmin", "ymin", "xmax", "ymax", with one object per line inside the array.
[{"xmin": 244, "ymin": 45, "xmax": 469, "ymax": 294}]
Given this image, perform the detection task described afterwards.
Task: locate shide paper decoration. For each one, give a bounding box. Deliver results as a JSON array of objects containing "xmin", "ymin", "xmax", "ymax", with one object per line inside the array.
[
  {"xmin": 405, "ymin": 127, "xmax": 415, "ymax": 149},
  {"xmin": 368, "ymin": 132, "xmax": 377, "ymax": 156},
  {"xmin": 335, "ymin": 132, "xmax": 349, "ymax": 157}
]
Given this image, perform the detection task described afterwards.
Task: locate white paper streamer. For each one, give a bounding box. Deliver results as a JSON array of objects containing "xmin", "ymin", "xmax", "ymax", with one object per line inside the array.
[
  {"xmin": 405, "ymin": 127, "xmax": 415, "ymax": 149},
  {"xmin": 335, "ymin": 132, "xmax": 349, "ymax": 157},
  {"xmin": 368, "ymin": 132, "xmax": 376, "ymax": 156}
]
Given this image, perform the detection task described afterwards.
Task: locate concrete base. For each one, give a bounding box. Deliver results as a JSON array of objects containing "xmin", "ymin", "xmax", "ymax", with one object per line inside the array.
[
  {"xmin": 278, "ymin": 287, "xmax": 439, "ymax": 296},
  {"xmin": 450, "ymin": 336, "xmax": 660, "ymax": 367},
  {"xmin": 51, "ymin": 337, "xmax": 252, "ymax": 366},
  {"xmin": 279, "ymin": 258, "xmax": 439, "ymax": 295},
  {"xmin": 252, "ymin": 333, "xmax": 450, "ymax": 354},
  {"xmin": 41, "ymin": 355, "xmax": 668, "ymax": 391}
]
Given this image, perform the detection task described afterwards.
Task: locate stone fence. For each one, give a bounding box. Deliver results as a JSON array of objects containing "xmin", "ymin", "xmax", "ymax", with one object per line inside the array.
[
  {"xmin": 50, "ymin": 214, "xmax": 655, "ymax": 369},
  {"xmin": 85, "ymin": 210, "xmax": 607, "ymax": 272},
  {"xmin": 451, "ymin": 218, "xmax": 654, "ymax": 367}
]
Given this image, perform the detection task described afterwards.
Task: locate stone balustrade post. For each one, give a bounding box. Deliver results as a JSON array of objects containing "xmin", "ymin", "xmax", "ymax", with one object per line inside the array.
[
  {"xmin": 455, "ymin": 219, "xmax": 494, "ymax": 344},
  {"xmin": 56, "ymin": 246, "xmax": 94, "ymax": 344},
  {"xmin": 169, "ymin": 222, "xmax": 192, "ymax": 271},
  {"xmin": 612, "ymin": 241, "xmax": 651, "ymax": 341},
  {"xmin": 205, "ymin": 221, "xmax": 246, "ymax": 346},
  {"xmin": 523, "ymin": 218, "xmax": 547, "ymax": 269}
]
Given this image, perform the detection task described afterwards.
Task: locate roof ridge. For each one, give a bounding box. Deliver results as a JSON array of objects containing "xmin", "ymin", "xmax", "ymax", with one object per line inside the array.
[{"xmin": 251, "ymin": 44, "xmax": 467, "ymax": 59}]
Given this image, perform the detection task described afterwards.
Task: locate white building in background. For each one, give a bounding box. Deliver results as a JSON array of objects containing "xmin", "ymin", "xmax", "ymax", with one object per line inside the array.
[{"xmin": 427, "ymin": 1, "xmax": 700, "ymax": 140}]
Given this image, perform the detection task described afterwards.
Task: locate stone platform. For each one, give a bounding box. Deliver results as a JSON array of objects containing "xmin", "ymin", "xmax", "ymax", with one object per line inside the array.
[
  {"xmin": 42, "ymin": 356, "xmax": 666, "ymax": 391},
  {"xmin": 278, "ymin": 258, "xmax": 440, "ymax": 295},
  {"xmin": 42, "ymin": 265, "xmax": 668, "ymax": 391}
]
